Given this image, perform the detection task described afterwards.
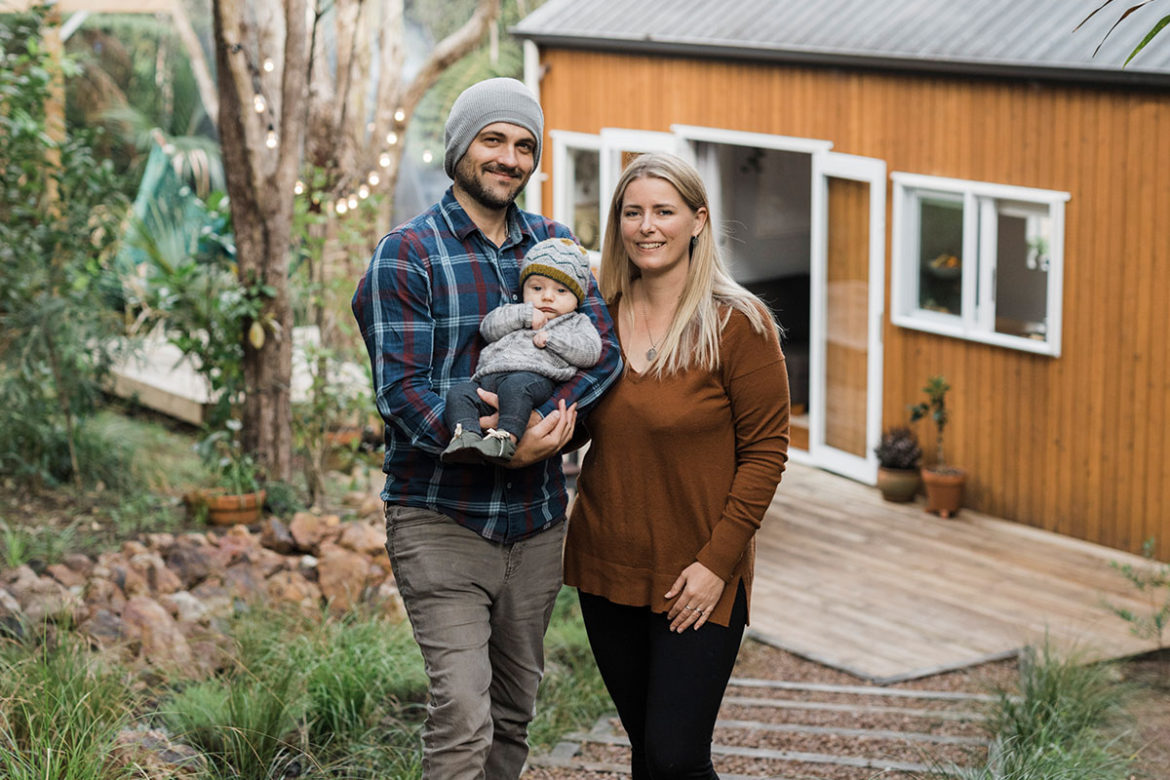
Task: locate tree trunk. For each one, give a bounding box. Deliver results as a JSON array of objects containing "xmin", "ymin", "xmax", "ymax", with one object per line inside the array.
[{"xmin": 212, "ymin": 0, "xmax": 310, "ymax": 481}]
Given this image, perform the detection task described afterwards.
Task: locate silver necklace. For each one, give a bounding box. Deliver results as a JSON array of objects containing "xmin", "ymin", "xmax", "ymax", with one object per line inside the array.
[{"xmin": 640, "ymin": 300, "xmax": 662, "ymax": 362}]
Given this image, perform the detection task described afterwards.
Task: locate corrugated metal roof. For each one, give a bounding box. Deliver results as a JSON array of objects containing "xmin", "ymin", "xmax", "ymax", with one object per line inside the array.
[{"xmin": 513, "ymin": 0, "xmax": 1170, "ymax": 86}]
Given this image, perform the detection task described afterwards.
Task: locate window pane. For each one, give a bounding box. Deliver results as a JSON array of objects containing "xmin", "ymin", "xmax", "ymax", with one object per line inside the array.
[
  {"xmin": 568, "ymin": 148, "xmax": 600, "ymax": 251},
  {"xmin": 994, "ymin": 203, "xmax": 1050, "ymax": 341},
  {"xmin": 917, "ymin": 196, "xmax": 963, "ymax": 316}
]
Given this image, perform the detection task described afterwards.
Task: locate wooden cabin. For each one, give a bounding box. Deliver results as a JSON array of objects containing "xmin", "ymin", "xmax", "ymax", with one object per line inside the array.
[{"xmin": 513, "ymin": 0, "xmax": 1170, "ymax": 558}]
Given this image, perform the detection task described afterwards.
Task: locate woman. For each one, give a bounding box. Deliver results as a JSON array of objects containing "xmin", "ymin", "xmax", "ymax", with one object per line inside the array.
[{"xmin": 564, "ymin": 152, "xmax": 790, "ymax": 779}]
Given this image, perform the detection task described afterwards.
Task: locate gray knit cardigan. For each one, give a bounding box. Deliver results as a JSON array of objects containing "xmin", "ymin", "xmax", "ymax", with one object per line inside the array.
[{"xmin": 472, "ymin": 302, "xmax": 602, "ymax": 382}]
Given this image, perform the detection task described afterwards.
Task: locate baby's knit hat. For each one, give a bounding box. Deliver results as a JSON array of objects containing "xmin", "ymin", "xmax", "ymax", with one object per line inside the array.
[
  {"xmin": 520, "ymin": 238, "xmax": 592, "ymax": 305},
  {"xmin": 444, "ymin": 78, "xmax": 544, "ymax": 178}
]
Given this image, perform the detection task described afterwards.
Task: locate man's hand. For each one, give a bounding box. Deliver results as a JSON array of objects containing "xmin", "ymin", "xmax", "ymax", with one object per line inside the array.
[{"xmin": 475, "ymin": 389, "xmax": 576, "ymax": 468}]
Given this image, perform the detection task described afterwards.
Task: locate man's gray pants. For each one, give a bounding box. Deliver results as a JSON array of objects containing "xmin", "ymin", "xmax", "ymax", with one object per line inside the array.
[{"xmin": 384, "ymin": 504, "xmax": 565, "ymax": 780}]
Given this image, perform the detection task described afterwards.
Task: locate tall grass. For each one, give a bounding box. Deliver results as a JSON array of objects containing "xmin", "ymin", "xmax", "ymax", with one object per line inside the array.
[
  {"xmin": 946, "ymin": 642, "xmax": 1134, "ymax": 780},
  {"xmin": 0, "ymin": 637, "xmax": 136, "ymax": 780}
]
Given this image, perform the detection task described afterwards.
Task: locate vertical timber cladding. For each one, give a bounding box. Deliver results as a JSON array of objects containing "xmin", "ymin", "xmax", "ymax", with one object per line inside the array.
[{"xmin": 536, "ymin": 47, "xmax": 1170, "ymax": 558}]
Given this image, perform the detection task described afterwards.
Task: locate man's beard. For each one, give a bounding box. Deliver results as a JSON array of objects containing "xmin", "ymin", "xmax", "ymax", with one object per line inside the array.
[{"xmin": 455, "ymin": 159, "xmax": 530, "ymax": 210}]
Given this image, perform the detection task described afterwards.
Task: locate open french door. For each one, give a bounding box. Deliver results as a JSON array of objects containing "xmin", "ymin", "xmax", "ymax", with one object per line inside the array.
[{"xmin": 808, "ymin": 151, "xmax": 886, "ymax": 484}]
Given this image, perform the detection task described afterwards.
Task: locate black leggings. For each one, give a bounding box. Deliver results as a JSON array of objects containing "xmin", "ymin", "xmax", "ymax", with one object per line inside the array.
[{"xmin": 577, "ymin": 583, "xmax": 747, "ymax": 779}]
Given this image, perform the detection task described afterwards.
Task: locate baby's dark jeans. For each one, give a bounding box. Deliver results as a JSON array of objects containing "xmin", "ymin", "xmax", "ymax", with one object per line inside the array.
[{"xmin": 444, "ymin": 371, "xmax": 555, "ymax": 441}]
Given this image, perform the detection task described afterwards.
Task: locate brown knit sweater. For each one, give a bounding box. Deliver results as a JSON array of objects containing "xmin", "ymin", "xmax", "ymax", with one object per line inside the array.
[{"xmin": 565, "ymin": 304, "xmax": 790, "ymax": 627}]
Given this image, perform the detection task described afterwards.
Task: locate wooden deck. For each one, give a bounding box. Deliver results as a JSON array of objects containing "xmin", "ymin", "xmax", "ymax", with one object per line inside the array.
[{"xmin": 749, "ymin": 461, "xmax": 1163, "ymax": 683}]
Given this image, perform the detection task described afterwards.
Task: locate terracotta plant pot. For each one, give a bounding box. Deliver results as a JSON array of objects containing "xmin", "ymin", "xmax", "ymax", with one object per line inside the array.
[
  {"xmin": 876, "ymin": 467, "xmax": 920, "ymax": 503},
  {"xmin": 921, "ymin": 468, "xmax": 965, "ymax": 518},
  {"xmin": 190, "ymin": 488, "xmax": 267, "ymax": 526}
]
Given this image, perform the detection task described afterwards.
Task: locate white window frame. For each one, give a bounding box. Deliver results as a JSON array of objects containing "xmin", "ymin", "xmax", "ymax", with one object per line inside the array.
[
  {"xmin": 550, "ymin": 130, "xmax": 603, "ymax": 265},
  {"xmin": 890, "ymin": 172, "xmax": 1069, "ymax": 357}
]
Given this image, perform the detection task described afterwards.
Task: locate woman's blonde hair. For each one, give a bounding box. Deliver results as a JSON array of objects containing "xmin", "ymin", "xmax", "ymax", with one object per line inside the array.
[{"xmin": 599, "ymin": 152, "xmax": 775, "ymax": 376}]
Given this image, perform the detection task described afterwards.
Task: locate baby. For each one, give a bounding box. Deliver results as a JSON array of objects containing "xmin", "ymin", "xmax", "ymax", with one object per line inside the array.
[{"xmin": 441, "ymin": 237, "xmax": 601, "ymax": 465}]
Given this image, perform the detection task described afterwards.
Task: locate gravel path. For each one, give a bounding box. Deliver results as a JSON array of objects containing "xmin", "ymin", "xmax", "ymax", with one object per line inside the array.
[{"xmin": 523, "ymin": 637, "xmax": 1018, "ymax": 779}]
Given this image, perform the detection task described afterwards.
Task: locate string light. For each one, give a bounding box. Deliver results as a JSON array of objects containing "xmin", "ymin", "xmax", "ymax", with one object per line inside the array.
[
  {"xmin": 385, "ymin": 131, "xmax": 399, "ymax": 146},
  {"xmin": 253, "ymin": 94, "xmax": 266, "ymax": 113},
  {"xmin": 347, "ymin": 195, "xmax": 358, "ymax": 210},
  {"xmin": 336, "ymin": 200, "xmax": 348, "ymax": 215},
  {"xmin": 265, "ymin": 128, "xmax": 277, "ymax": 149},
  {"xmin": 358, "ymin": 184, "xmax": 370, "ymax": 199},
  {"xmin": 367, "ymin": 172, "xmax": 380, "ymax": 186},
  {"xmin": 394, "ymin": 108, "xmax": 405, "ymax": 123},
  {"xmin": 379, "ymin": 152, "xmax": 391, "ymax": 168},
  {"xmin": 263, "ymin": 58, "xmax": 275, "ymax": 73},
  {"xmin": 422, "ymin": 149, "xmax": 433, "ymax": 164},
  {"xmin": 294, "ymin": 180, "xmax": 305, "ymax": 195}
]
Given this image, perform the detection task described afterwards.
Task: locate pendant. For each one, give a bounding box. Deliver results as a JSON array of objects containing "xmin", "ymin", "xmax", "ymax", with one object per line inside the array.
[{"xmin": 646, "ymin": 347, "xmax": 657, "ymax": 361}]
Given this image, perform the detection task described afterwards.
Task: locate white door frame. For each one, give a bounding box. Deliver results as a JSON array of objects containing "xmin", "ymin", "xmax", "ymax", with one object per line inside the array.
[{"xmin": 809, "ymin": 151, "xmax": 886, "ymax": 484}]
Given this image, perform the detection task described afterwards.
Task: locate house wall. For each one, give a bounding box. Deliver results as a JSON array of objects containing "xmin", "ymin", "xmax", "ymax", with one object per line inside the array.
[{"xmin": 535, "ymin": 47, "xmax": 1170, "ymax": 558}]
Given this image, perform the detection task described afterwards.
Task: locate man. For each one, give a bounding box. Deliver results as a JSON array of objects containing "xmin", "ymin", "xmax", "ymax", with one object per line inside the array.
[{"xmin": 351, "ymin": 77, "xmax": 622, "ymax": 779}]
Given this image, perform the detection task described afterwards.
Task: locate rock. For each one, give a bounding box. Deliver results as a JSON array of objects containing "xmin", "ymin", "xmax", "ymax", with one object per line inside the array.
[
  {"xmin": 110, "ymin": 727, "xmax": 206, "ymax": 778},
  {"xmin": 188, "ymin": 581, "xmax": 234, "ymax": 621},
  {"xmin": 95, "ymin": 553, "xmax": 150, "ymax": 598},
  {"xmin": 7, "ymin": 571, "xmax": 82, "ymax": 623},
  {"xmin": 78, "ymin": 607, "xmax": 126, "ymax": 647},
  {"xmin": 337, "ymin": 521, "xmax": 387, "ymax": 557},
  {"xmin": 46, "ymin": 562, "xmax": 87, "ymax": 589},
  {"xmin": 159, "ymin": 591, "xmax": 209, "ymax": 624},
  {"xmin": 129, "ymin": 552, "xmax": 183, "ymax": 595},
  {"xmin": 61, "ymin": 553, "xmax": 94, "ymax": 577},
  {"xmin": 142, "ymin": 533, "xmax": 176, "ymax": 551},
  {"xmin": 121, "ymin": 595, "xmax": 192, "ymax": 669},
  {"xmin": 221, "ymin": 562, "xmax": 266, "ymax": 601},
  {"xmin": 316, "ymin": 542, "xmax": 373, "ymax": 613},
  {"xmin": 121, "ymin": 540, "xmax": 149, "ymax": 557},
  {"xmin": 266, "ymin": 570, "xmax": 323, "ymax": 612},
  {"xmin": 82, "ymin": 576, "xmax": 126, "ymax": 615},
  {"xmin": 289, "ymin": 511, "xmax": 341, "ymax": 553},
  {"xmin": 259, "ymin": 516, "xmax": 296, "ymax": 554},
  {"xmin": 164, "ymin": 539, "xmax": 214, "ymax": 589}
]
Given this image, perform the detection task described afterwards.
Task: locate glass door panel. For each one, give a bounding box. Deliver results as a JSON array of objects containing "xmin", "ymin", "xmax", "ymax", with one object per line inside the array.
[{"xmin": 824, "ymin": 177, "xmax": 870, "ymax": 458}]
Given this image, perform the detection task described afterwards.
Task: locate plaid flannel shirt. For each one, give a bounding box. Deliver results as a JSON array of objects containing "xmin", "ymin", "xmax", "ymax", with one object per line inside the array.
[{"xmin": 352, "ymin": 188, "xmax": 622, "ymax": 543}]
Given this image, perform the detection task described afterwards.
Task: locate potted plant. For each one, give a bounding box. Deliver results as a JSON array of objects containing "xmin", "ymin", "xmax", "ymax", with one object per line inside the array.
[
  {"xmin": 190, "ymin": 420, "xmax": 267, "ymax": 525},
  {"xmin": 909, "ymin": 375, "xmax": 965, "ymax": 518},
  {"xmin": 874, "ymin": 427, "xmax": 922, "ymax": 502}
]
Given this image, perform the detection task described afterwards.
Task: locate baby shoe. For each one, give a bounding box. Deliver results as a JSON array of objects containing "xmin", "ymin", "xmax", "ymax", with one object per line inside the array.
[
  {"xmin": 473, "ymin": 428, "xmax": 517, "ymax": 464},
  {"xmin": 440, "ymin": 424, "xmax": 485, "ymax": 464}
]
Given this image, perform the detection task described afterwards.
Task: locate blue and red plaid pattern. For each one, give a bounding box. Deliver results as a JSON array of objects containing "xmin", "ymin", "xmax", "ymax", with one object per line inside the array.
[{"xmin": 352, "ymin": 188, "xmax": 622, "ymax": 543}]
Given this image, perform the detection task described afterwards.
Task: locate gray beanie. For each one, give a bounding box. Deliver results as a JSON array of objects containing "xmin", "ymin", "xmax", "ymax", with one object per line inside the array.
[
  {"xmin": 520, "ymin": 238, "xmax": 592, "ymax": 305},
  {"xmin": 444, "ymin": 78, "xmax": 544, "ymax": 178}
]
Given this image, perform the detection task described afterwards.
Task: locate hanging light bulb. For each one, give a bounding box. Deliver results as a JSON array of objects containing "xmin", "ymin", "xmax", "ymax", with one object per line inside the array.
[
  {"xmin": 394, "ymin": 108, "xmax": 406, "ymax": 123},
  {"xmin": 358, "ymin": 184, "xmax": 370, "ymax": 199},
  {"xmin": 294, "ymin": 180, "xmax": 305, "ymax": 195},
  {"xmin": 263, "ymin": 58, "xmax": 275, "ymax": 73},
  {"xmin": 385, "ymin": 131, "xmax": 399, "ymax": 146},
  {"xmin": 368, "ymin": 171, "xmax": 380, "ymax": 186},
  {"xmin": 347, "ymin": 195, "xmax": 358, "ymax": 210},
  {"xmin": 379, "ymin": 152, "xmax": 392, "ymax": 168},
  {"xmin": 422, "ymin": 149, "xmax": 433, "ymax": 164},
  {"xmin": 265, "ymin": 128, "xmax": 277, "ymax": 149},
  {"xmin": 253, "ymin": 94, "xmax": 266, "ymax": 113},
  {"xmin": 335, "ymin": 199, "xmax": 348, "ymax": 215}
]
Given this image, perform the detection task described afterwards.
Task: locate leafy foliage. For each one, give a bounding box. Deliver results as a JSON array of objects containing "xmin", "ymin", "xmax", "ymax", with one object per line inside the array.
[
  {"xmin": 1077, "ymin": 0, "xmax": 1170, "ymax": 67},
  {"xmin": 909, "ymin": 375, "xmax": 953, "ymax": 470},
  {"xmin": 0, "ymin": 9, "xmax": 132, "ymax": 489},
  {"xmin": 874, "ymin": 426, "xmax": 923, "ymax": 470},
  {"xmin": 1105, "ymin": 537, "xmax": 1170, "ymax": 651}
]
